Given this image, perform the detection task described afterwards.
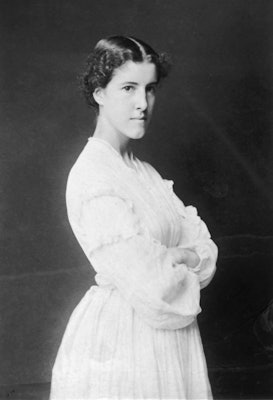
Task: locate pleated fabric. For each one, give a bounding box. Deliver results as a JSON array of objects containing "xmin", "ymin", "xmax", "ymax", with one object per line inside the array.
[{"xmin": 50, "ymin": 137, "xmax": 218, "ymax": 400}]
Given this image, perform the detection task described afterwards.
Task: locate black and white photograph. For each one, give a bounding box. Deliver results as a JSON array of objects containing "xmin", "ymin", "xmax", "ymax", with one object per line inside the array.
[{"xmin": 1, "ymin": 1, "xmax": 272, "ymax": 399}]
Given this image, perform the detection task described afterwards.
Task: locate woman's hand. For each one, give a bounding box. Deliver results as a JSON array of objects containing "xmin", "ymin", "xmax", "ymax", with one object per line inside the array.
[{"xmin": 169, "ymin": 247, "xmax": 200, "ymax": 269}]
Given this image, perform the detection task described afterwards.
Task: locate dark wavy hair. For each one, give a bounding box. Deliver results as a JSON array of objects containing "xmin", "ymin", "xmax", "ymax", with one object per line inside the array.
[{"xmin": 81, "ymin": 35, "xmax": 171, "ymax": 110}]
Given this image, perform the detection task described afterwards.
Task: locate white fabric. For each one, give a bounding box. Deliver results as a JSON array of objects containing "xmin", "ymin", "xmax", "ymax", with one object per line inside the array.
[{"xmin": 50, "ymin": 137, "xmax": 218, "ymax": 400}]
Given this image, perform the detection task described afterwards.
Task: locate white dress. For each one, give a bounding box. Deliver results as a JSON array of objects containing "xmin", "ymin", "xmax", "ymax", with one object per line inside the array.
[{"xmin": 50, "ymin": 137, "xmax": 218, "ymax": 400}]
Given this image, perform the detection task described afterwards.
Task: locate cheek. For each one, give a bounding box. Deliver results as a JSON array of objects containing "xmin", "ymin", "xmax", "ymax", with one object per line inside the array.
[
  {"xmin": 107, "ymin": 101, "xmax": 129, "ymax": 125},
  {"xmin": 148, "ymin": 97, "xmax": 156, "ymax": 112},
  {"xmin": 105, "ymin": 99, "xmax": 121, "ymax": 116},
  {"xmin": 112, "ymin": 99, "xmax": 131, "ymax": 117},
  {"xmin": 148, "ymin": 93, "xmax": 156, "ymax": 105},
  {"xmin": 110, "ymin": 95, "xmax": 127, "ymax": 108}
]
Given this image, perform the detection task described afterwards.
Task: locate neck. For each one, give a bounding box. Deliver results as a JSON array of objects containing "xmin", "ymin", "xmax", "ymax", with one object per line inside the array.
[{"xmin": 93, "ymin": 116, "xmax": 130, "ymax": 156}]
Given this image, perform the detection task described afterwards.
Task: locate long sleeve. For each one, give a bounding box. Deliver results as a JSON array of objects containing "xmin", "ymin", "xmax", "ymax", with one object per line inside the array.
[
  {"xmin": 172, "ymin": 192, "xmax": 218, "ymax": 289},
  {"xmin": 67, "ymin": 191, "xmax": 202, "ymax": 330}
]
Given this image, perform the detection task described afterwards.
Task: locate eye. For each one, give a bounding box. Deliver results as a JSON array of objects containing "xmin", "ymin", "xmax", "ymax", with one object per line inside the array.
[
  {"xmin": 146, "ymin": 85, "xmax": 157, "ymax": 94},
  {"xmin": 122, "ymin": 85, "xmax": 135, "ymax": 92}
]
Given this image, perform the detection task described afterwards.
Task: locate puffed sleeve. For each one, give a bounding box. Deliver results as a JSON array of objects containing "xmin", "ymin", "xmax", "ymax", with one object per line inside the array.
[
  {"xmin": 67, "ymin": 188, "xmax": 203, "ymax": 330},
  {"xmin": 171, "ymin": 191, "xmax": 218, "ymax": 289}
]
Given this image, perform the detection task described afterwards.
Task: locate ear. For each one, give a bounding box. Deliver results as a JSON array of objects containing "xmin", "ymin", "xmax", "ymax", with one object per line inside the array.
[{"xmin": 93, "ymin": 87, "xmax": 104, "ymax": 106}]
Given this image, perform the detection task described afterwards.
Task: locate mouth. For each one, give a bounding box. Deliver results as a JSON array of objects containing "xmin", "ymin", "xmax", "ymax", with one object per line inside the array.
[{"xmin": 131, "ymin": 117, "xmax": 147, "ymax": 121}]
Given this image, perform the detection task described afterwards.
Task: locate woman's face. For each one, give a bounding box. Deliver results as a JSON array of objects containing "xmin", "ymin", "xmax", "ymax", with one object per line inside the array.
[{"xmin": 94, "ymin": 60, "xmax": 158, "ymax": 145}]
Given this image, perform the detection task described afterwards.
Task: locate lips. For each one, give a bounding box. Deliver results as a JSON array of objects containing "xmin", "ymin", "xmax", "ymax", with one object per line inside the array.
[{"xmin": 131, "ymin": 117, "xmax": 147, "ymax": 120}]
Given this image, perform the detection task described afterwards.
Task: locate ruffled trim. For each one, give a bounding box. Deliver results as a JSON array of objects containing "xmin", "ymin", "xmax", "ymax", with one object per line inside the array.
[
  {"xmin": 164, "ymin": 179, "xmax": 174, "ymax": 192},
  {"xmin": 78, "ymin": 191, "xmax": 148, "ymax": 255},
  {"xmin": 163, "ymin": 180, "xmax": 212, "ymax": 249},
  {"xmin": 185, "ymin": 205, "xmax": 201, "ymax": 224},
  {"xmin": 192, "ymin": 241, "xmax": 218, "ymax": 288},
  {"xmin": 163, "ymin": 179, "xmax": 187, "ymax": 218}
]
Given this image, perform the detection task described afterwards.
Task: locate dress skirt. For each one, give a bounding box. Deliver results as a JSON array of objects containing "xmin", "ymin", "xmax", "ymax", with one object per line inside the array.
[{"xmin": 50, "ymin": 285, "xmax": 212, "ymax": 400}]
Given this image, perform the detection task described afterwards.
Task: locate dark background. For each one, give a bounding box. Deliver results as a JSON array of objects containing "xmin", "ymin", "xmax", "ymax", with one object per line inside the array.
[{"xmin": 1, "ymin": 1, "xmax": 273, "ymax": 399}]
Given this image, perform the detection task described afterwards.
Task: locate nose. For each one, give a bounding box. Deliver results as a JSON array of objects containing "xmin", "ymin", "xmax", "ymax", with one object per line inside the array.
[{"xmin": 136, "ymin": 89, "xmax": 148, "ymax": 111}]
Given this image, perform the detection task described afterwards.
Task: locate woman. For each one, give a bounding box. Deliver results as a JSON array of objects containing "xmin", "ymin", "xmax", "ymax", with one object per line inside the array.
[{"xmin": 50, "ymin": 36, "xmax": 218, "ymax": 400}]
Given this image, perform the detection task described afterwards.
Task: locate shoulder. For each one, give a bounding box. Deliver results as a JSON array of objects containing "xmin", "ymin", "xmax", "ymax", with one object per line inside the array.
[{"xmin": 66, "ymin": 139, "xmax": 121, "ymax": 198}]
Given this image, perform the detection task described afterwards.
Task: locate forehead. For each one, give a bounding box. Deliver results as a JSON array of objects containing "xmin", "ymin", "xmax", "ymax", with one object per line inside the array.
[{"xmin": 111, "ymin": 61, "xmax": 157, "ymax": 84}]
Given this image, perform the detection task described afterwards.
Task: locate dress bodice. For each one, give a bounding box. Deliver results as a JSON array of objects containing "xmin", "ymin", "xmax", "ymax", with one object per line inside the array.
[{"xmin": 65, "ymin": 137, "xmax": 218, "ymax": 330}]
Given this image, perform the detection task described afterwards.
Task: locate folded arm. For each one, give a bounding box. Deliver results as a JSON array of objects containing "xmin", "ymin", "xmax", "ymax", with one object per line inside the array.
[{"xmin": 68, "ymin": 193, "xmax": 203, "ymax": 330}]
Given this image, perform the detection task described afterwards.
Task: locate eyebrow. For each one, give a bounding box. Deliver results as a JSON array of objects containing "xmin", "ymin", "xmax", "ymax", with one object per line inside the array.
[{"xmin": 120, "ymin": 81, "xmax": 158, "ymax": 86}]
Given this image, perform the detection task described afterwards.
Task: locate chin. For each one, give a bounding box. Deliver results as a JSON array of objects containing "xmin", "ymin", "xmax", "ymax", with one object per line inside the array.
[{"xmin": 129, "ymin": 129, "xmax": 146, "ymax": 140}]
